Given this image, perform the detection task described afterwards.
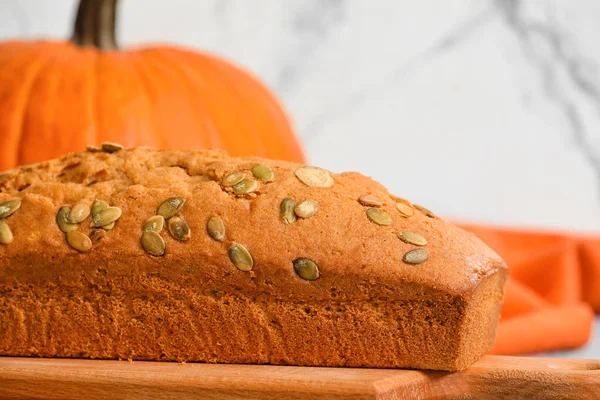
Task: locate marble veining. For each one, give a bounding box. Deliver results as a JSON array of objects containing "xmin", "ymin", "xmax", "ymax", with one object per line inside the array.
[
  {"xmin": 273, "ymin": 0, "xmax": 345, "ymax": 97},
  {"xmin": 301, "ymin": 4, "xmax": 496, "ymax": 139},
  {"xmin": 497, "ymin": 0, "xmax": 600, "ymax": 196}
]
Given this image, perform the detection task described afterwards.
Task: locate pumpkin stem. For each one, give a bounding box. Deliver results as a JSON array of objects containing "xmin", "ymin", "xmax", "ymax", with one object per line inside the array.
[{"xmin": 71, "ymin": 0, "xmax": 118, "ymax": 50}]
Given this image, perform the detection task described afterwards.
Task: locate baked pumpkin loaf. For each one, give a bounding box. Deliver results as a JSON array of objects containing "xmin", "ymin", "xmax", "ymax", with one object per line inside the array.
[{"xmin": 0, "ymin": 144, "xmax": 507, "ymax": 371}]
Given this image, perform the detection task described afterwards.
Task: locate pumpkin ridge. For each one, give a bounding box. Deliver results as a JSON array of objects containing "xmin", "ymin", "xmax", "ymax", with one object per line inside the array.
[
  {"xmin": 202, "ymin": 52, "xmax": 303, "ymax": 161},
  {"xmin": 125, "ymin": 51, "xmax": 164, "ymax": 148},
  {"xmin": 203, "ymin": 54, "xmax": 268, "ymax": 157},
  {"xmin": 89, "ymin": 50, "xmax": 100, "ymax": 148},
  {"xmin": 19, "ymin": 46, "xmax": 89, "ymax": 166},
  {"xmin": 0, "ymin": 47, "xmax": 42, "ymax": 170},
  {"xmin": 173, "ymin": 48, "xmax": 259, "ymax": 156},
  {"xmin": 162, "ymin": 47, "xmax": 271, "ymax": 157},
  {"xmin": 7, "ymin": 49, "xmax": 58, "ymax": 169},
  {"xmin": 145, "ymin": 47, "xmax": 240, "ymax": 151},
  {"xmin": 144, "ymin": 48, "xmax": 224, "ymax": 150}
]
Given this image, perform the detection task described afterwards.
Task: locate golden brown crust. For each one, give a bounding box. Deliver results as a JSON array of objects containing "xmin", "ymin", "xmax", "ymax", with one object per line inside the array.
[{"xmin": 0, "ymin": 147, "xmax": 508, "ymax": 371}]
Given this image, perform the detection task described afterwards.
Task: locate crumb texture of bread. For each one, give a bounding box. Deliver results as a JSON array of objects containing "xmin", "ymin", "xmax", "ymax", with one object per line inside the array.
[{"xmin": 0, "ymin": 147, "xmax": 508, "ymax": 371}]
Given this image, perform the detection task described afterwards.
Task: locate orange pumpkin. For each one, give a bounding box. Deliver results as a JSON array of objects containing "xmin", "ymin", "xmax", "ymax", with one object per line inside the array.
[{"xmin": 0, "ymin": 0, "xmax": 304, "ymax": 171}]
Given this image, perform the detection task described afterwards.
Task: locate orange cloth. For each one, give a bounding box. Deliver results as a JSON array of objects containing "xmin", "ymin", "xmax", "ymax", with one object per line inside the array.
[{"xmin": 459, "ymin": 224, "xmax": 596, "ymax": 355}]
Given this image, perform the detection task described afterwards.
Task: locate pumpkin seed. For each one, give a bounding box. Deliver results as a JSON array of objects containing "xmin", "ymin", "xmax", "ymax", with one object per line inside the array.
[
  {"xmin": 56, "ymin": 206, "xmax": 78, "ymax": 233},
  {"xmin": 366, "ymin": 208, "xmax": 391, "ymax": 226},
  {"xmin": 221, "ymin": 171, "xmax": 245, "ymax": 187},
  {"xmin": 89, "ymin": 229, "xmax": 106, "ymax": 243},
  {"xmin": 141, "ymin": 231, "xmax": 166, "ymax": 256},
  {"xmin": 101, "ymin": 142, "xmax": 123, "ymax": 153},
  {"xmin": 399, "ymin": 231, "xmax": 427, "ymax": 246},
  {"xmin": 233, "ymin": 179, "xmax": 258, "ymax": 195},
  {"xmin": 395, "ymin": 202, "xmax": 414, "ymax": 217},
  {"xmin": 294, "ymin": 166, "xmax": 334, "ymax": 188},
  {"xmin": 0, "ymin": 199, "xmax": 21, "ymax": 219},
  {"xmin": 20, "ymin": 163, "xmax": 39, "ymax": 171},
  {"xmin": 92, "ymin": 199, "xmax": 109, "ymax": 216},
  {"xmin": 251, "ymin": 164, "xmax": 274, "ymax": 181},
  {"xmin": 157, "ymin": 197, "xmax": 186, "ymax": 220},
  {"xmin": 92, "ymin": 206, "xmax": 122, "ymax": 227},
  {"xmin": 228, "ymin": 244, "xmax": 253, "ymax": 272},
  {"xmin": 403, "ymin": 249, "xmax": 428, "ymax": 265},
  {"xmin": 358, "ymin": 194, "xmax": 383, "ymax": 207},
  {"xmin": 67, "ymin": 202, "xmax": 91, "ymax": 224},
  {"xmin": 414, "ymin": 204, "xmax": 435, "ymax": 218},
  {"xmin": 293, "ymin": 258, "xmax": 320, "ymax": 281},
  {"xmin": 279, "ymin": 198, "xmax": 297, "ymax": 224},
  {"xmin": 0, "ymin": 221, "xmax": 13, "ymax": 244},
  {"xmin": 294, "ymin": 199, "xmax": 319, "ymax": 219},
  {"xmin": 206, "ymin": 216, "xmax": 225, "ymax": 242},
  {"xmin": 66, "ymin": 231, "xmax": 92, "ymax": 252},
  {"xmin": 91, "ymin": 201, "xmax": 115, "ymax": 230},
  {"xmin": 168, "ymin": 217, "xmax": 191, "ymax": 241},
  {"xmin": 0, "ymin": 169, "xmax": 17, "ymax": 181},
  {"xmin": 86, "ymin": 145, "xmax": 102, "ymax": 152},
  {"xmin": 143, "ymin": 215, "xmax": 165, "ymax": 232}
]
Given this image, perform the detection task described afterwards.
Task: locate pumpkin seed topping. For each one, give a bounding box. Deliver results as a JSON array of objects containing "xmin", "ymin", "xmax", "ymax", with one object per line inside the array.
[
  {"xmin": 228, "ymin": 244, "xmax": 253, "ymax": 272},
  {"xmin": 0, "ymin": 170, "xmax": 17, "ymax": 181},
  {"xmin": 21, "ymin": 163, "xmax": 39, "ymax": 171},
  {"xmin": 0, "ymin": 221, "xmax": 13, "ymax": 244},
  {"xmin": 143, "ymin": 215, "xmax": 165, "ymax": 232},
  {"xmin": 92, "ymin": 200, "xmax": 109, "ymax": 215},
  {"xmin": 157, "ymin": 197, "xmax": 186, "ymax": 220},
  {"xmin": 403, "ymin": 249, "xmax": 429, "ymax": 265},
  {"xmin": 92, "ymin": 206, "xmax": 122, "ymax": 227},
  {"xmin": 67, "ymin": 202, "xmax": 91, "ymax": 224},
  {"xmin": 206, "ymin": 216, "xmax": 225, "ymax": 242},
  {"xmin": 221, "ymin": 171, "xmax": 245, "ymax": 187},
  {"xmin": 414, "ymin": 204, "xmax": 435, "ymax": 218},
  {"xmin": 294, "ymin": 166, "xmax": 334, "ymax": 188},
  {"xmin": 294, "ymin": 199, "xmax": 319, "ymax": 219},
  {"xmin": 0, "ymin": 199, "xmax": 21, "ymax": 219},
  {"xmin": 280, "ymin": 198, "xmax": 297, "ymax": 224},
  {"xmin": 86, "ymin": 145, "xmax": 103, "ymax": 152},
  {"xmin": 57, "ymin": 206, "xmax": 78, "ymax": 233},
  {"xmin": 168, "ymin": 217, "xmax": 191, "ymax": 241},
  {"xmin": 233, "ymin": 179, "xmax": 258, "ymax": 195},
  {"xmin": 293, "ymin": 258, "xmax": 320, "ymax": 281},
  {"xmin": 89, "ymin": 229, "xmax": 106, "ymax": 243},
  {"xmin": 102, "ymin": 222, "xmax": 115, "ymax": 230},
  {"xmin": 366, "ymin": 208, "xmax": 391, "ymax": 226},
  {"xmin": 101, "ymin": 142, "xmax": 123, "ymax": 153},
  {"xmin": 358, "ymin": 194, "xmax": 383, "ymax": 207},
  {"xmin": 251, "ymin": 164, "xmax": 274, "ymax": 181},
  {"xmin": 66, "ymin": 231, "xmax": 93, "ymax": 253},
  {"xmin": 395, "ymin": 202, "xmax": 414, "ymax": 217},
  {"xmin": 399, "ymin": 231, "xmax": 427, "ymax": 246},
  {"xmin": 141, "ymin": 230, "xmax": 166, "ymax": 257}
]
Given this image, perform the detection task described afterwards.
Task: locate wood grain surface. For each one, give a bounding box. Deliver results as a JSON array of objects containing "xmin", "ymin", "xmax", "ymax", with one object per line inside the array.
[{"xmin": 0, "ymin": 355, "xmax": 598, "ymax": 399}]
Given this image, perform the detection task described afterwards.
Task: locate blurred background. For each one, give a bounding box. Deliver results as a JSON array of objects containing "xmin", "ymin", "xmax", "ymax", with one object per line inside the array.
[
  {"xmin": 1, "ymin": 0, "xmax": 599, "ymax": 360},
  {"xmin": 3, "ymin": 0, "xmax": 600, "ymax": 232}
]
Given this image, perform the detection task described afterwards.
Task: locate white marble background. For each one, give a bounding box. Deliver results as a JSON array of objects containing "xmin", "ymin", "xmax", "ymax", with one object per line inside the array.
[
  {"xmin": 1, "ymin": 0, "xmax": 600, "ymax": 358},
  {"xmin": 2, "ymin": 0, "xmax": 600, "ymax": 233}
]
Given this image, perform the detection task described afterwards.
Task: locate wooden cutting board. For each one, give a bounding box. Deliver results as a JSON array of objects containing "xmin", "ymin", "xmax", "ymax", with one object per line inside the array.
[{"xmin": 0, "ymin": 355, "xmax": 599, "ymax": 399}]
